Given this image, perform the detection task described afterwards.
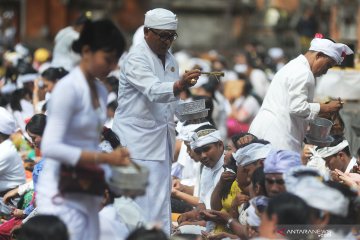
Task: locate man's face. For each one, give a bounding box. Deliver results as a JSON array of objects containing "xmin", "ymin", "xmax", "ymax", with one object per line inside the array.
[
  {"xmin": 324, "ymin": 152, "xmax": 347, "ymax": 172},
  {"xmin": 144, "ymin": 28, "xmax": 177, "ymax": 57},
  {"xmin": 312, "ymin": 53, "xmax": 336, "ymax": 77},
  {"xmin": 265, "ymin": 173, "xmax": 286, "ymax": 197},
  {"xmin": 194, "ymin": 142, "xmax": 224, "ymax": 168}
]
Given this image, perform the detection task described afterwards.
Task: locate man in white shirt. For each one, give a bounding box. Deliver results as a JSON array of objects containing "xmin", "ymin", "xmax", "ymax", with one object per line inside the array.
[
  {"xmin": 0, "ymin": 107, "xmax": 26, "ymax": 216},
  {"xmin": 111, "ymin": 8, "xmax": 200, "ymax": 234},
  {"xmin": 51, "ymin": 13, "xmax": 91, "ymax": 71},
  {"xmin": 177, "ymin": 125, "xmax": 224, "ymax": 225},
  {"xmin": 316, "ymin": 136, "xmax": 357, "ymax": 175},
  {"xmin": 249, "ymin": 35, "xmax": 353, "ymax": 152}
]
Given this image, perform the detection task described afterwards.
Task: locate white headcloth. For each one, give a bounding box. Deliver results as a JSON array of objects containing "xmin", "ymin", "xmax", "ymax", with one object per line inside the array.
[
  {"xmin": 309, "ymin": 36, "xmax": 353, "ymax": 65},
  {"xmin": 0, "ymin": 107, "xmax": 16, "ymax": 135},
  {"xmin": 232, "ymin": 143, "xmax": 273, "ymax": 167},
  {"xmin": 190, "ymin": 129, "xmax": 222, "ymax": 150},
  {"xmin": 144, "ymin": 8, "xmax": 178, "ymax": 30},
  {"xmin": 316, "ymin": 140, "xmax": 349, "ymax": 158},
  {"xmin": 176, "ymin": 121, "xmax": 210, "ymax": 142},
  {"xmin": 288, "ymin": 176, "xmax": 349, "ymax": 217}
]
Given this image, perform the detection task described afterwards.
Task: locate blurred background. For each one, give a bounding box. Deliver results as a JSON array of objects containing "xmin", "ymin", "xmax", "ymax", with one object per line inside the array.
[{"xmin": 0, "ymin": 0, "xmax": 359, "ymax": 59}]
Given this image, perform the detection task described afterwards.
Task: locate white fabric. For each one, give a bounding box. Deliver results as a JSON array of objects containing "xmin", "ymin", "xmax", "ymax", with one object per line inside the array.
[
  {"xmin": 113, "ymin": 197, "xmax": 146, "ymax": 231},
  {"xmin": 129, "ymin": 25, "xmax": 144, "ymax": 51},
  {"xmin": 284, "ymin": 165, "xmax": 322, "ymax": 191},
  {"xmin": 132, "ymin": 158, "xmax": 172, "ymax": 235},
  {"xmin": 199, "ymin": 155, "xmax": 224, "ymax": 209},
  {"xmin": 112, "ymin": 39, "xmax": 179, "ymax": 161},
  {"xmin": 307, "ymin": 145, "xmax": 330, "ymax": 178},
  {"xmin": 17, "ymin": 73, "xmax": 38, "ymax": 84},
  {"xmin": 12, "ymin": 99, "xmax": 34, "ymax": 133},
  {"xmin": 309, "ymin": 38, "xmax": 353, "ymax": 65},
  {"xmin": 212, "ymin": 91, "xmax": 231, "ymax": 140},
  {"xmin": 246, "ymin": 203, "xmax": 260, "ymax": 227},
  {"xmin": 176, "ymin": 121, "xmax": 210, "ymax": 141},
  {"xmin": 345, "ymin": 157, "xmax": 357, "ymax": 174},
  {"xmin": 18, "ymin": 181, "xmax": 34, "ymax": 196},
  {"xmin": 0, "ymin": 107, "xmax": 16, "ymax": 134},
  {"xmin": 315, "ymin": 68, "xmax": 360, "ymax": 101},
  {"xmin": 111, "ymin": 38, "xmax": 179, "ymax": 235},
  {"xmin": 316, "ymin": 140, "xmax": 349, "ymax": 158},
  {"xmin": 0, "ymin": 139, "xmax": 26, "ymax": 192},
  {"xmin": 232, "ymin": 95, "xmax": 260, "ymax": 123},
  {"xmin": 233, "ymin": 143, "xmax": 273, "ymax": 166},
  {"xmin": 190, "ymin": 130, "xmax": 222, "ymax": 150},
  {"xmin": 107, "ymin": 91, "xmax": 117, "ymax": 104},
  {"xmin": 288, "ymin": 176, "xmax": 349, "ymax": 217},
  {"xmin": 37, "ymin": 66, "xmax": 108, "ymax": 240},
  {"xmin": 144, "ymin": 8, "xmax": 177, "ymax": 30},
  {"xmin": 249, "ymin": 55, "xmax": 320, "ymax": 152},
  {"xmin": 99, "ymin": 205, "xmax": 129, "ymax": 240},
  {"xmin": 176, "ymin": 143, "xmax": 200, "ymax": 186},
  {"xmin": 51, "ymin": 26, "xmax": 81, "ymax": 71},
  {"xmin": 249, "ymin": 69, "xmax": 270, "ymax": 100}
]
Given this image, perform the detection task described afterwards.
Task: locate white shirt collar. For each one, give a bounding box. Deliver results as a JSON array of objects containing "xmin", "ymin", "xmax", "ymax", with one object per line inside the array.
[{"xmin": 345, "ymin": 157, "xmax": 357, "ymax": 173}]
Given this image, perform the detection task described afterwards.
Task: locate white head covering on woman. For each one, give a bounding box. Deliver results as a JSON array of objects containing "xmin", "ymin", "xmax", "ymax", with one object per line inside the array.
[
  {"xmin": 144, "ymin": 8, "xmax": 178, "ymax": 30},
  {"xmin": 309, "ymin": 33, "xmax": 353, "ymax": 65}
]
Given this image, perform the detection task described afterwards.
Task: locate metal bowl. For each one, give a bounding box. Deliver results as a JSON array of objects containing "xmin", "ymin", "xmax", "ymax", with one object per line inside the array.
[
  {"xmin": 176, "ymin": 99, "xmax": 206, "ymax": 115},
  {"xmin": 308, "ymin": 117, "xmax": 333, "ymax": 141},
  {"xmin": 175, "ymin": 108, "xmax": 209, "ymax": 122}
]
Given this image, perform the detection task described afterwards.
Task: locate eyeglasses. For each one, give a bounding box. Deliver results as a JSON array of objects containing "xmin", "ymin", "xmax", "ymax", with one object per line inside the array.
[
  {"xmin": 265, "ymin": 178, "xmax": 285, "ymax": 185},
  {"xmin": 148, "ymin": 28, "xmax": 178, "ymax": 41}
]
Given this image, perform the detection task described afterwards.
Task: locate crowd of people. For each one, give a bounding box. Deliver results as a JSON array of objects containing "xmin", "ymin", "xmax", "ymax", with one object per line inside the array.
[{"xmin": 0, "ymin": 7, "xmax": 359, "ymax": 240}]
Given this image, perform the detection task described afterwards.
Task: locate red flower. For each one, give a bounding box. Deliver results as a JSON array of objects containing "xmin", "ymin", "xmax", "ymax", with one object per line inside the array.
[{"xmin": 314, "ymin": 33, "xmax": 324, "ymax": 38}]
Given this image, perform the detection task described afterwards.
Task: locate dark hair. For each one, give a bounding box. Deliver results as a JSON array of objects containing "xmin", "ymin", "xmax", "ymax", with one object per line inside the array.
[
  {"xmin": 266, "ymin": 192, "xmax": 310, "ymax": 225},
  {"xmin": 41, "ymin": 67, "xmax": 68, "ymax": 82},
  {"xmin": 192, "ymin": 95, "xmax": 215, "ymax": 127},
  {"xmin": 126, "ymin": 227, "xmax": 168, "ymax": 240},
  {"xmin": 25, "ymin": 114, "xmax": 47, "ymax": 136},
  {"xmin": 102, "ymin": 127, "xmax": 121, "ymax": 149},
  {"xmin": 104, "ymin": 76, "xmax": 119, "ymax": 95},
  {"xmin": 325, "ymin": 180, "xmax": 357, "ymax": 225},
  {"xmin": 251, "ymin": 166, "xmax": 266, "ymax": 195},
  {"xmin": 238, "ymin": 138, "xmax": 270, "ymax": 149},
  {"xmin": 14, "ymin": 215, "xmax": 68, "ymax": 240},
  {"xmin": 107, "ymin": 100, "xmax": 118, "ymax": 112},
  {"xmin": 0, "ymin": 132, "xmax": 10, "ymax": 141},
  {"xmin": 10, "ymin": 88, "xmax": 32, "ymax": 112},
  {"xmin": 72, "ymin": 19, "xmax": 126, "ymax": 59}
]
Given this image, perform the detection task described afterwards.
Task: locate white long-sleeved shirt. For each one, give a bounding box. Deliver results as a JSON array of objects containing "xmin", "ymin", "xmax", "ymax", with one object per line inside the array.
[
  {"xmin": 0, "ymin": 139, "xmax": 26, "ymax": 192},
  {"xmin": 37, "ymin": 67, "xmax": 107, "ymax": 240},
  {"xmin": 112, "ymin": 39, "xmax": 179, "ymax": 161},
  {"xmin": 249, "ymin": 55, "xmax": 320, "ymax": 152},
  {"xmin": 51, "ymin": 26, "xmax": 81, "ymax": 71}
]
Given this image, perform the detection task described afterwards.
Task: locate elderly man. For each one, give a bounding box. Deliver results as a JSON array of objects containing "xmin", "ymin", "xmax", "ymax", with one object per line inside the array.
[
  {"xmin": 177, "ymin": 124, "xmax": 224, "ymax": 225},
  {"xmin": 111, "ymin": 8, "xmax": 200, "ymax": 233},
  {"xmin": 249, "ymin": 35, "xmax": 353, "ymax": 152},
  {"xmin": 0, "ymin": 107, "xmax": 26, "ymax": 216},
  {"xmin": 263, "ymin": 150, "xmax": 302, "ymax": 197}
]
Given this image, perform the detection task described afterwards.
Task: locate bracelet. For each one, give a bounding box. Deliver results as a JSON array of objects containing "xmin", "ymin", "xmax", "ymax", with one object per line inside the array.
[
  {"xmin": 226, "ymin": 218, "xmax": 234, "ymax": 229},
  {"xmin": 94, "ymin": 153, "xmax": 99, "ymax": 164}
]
